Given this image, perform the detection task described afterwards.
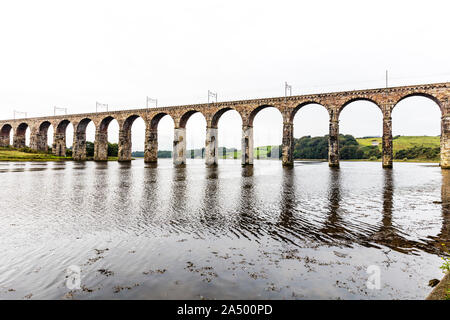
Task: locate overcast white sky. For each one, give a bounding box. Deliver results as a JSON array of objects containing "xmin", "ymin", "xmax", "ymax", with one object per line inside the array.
[{"xmin": 0, "ymin": 0, "xmax": 449, "ymax": 151}]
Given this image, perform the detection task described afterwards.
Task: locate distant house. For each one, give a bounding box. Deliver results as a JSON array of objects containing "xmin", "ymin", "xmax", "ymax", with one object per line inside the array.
[{"xmin": 371, "ymin": 140, "xmax": 379, "ymax": 146}]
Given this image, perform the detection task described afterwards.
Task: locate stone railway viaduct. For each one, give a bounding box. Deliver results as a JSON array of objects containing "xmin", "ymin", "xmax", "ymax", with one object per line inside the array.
[{"xmin": 0, "ymin": 82, "xmax": 449, "ymax": 168}]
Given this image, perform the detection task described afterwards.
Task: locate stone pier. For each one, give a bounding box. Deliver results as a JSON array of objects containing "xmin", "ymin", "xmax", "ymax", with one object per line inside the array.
[
  {"xmin": 0, "ymin": 135, "xmax": 9, "ymax": 147},
  {"xmin": 144, "ymin": 127, "xmax": 158, "ymax": 163},
  {"xmin": 118, "ymin": 128, "xmax": 132, "ymax": 162},
  {"xmin": 52, "ymin": 133, "xmax": 66, "ymax": 156},
  {"xmin": 241, "ymin": 125, "xmax": 253, "ymax": 166},
  {"xmin": 442, "ymin": 113, "xmax": 450, "ymax": 169},
  {"xmin": 94, "ymin": 129, "xmax": 108, "ymax": 161},
  {"xmin": 73, "ymin": 130, "xmax": 87, "ymax": 161},
  {"xmin": 282, "ymin": 122, "xmax": 294, "ymax": 166},
  {"xmin": 328, "ymin": 113, "xmax": 339, "ymax": 168},
  {"xmin": 29, "ymin": 130, "xmax": 39, "ymax": 151},
  {"xmin": 382, "ymin": 106, "xmax": 393, "ymax": 168},
  {"xmin": 205, "ymin": 127, "xmax": 218, "ymax": 166},
  {"xmin": 173, "ymin": 127, "xmax": 186, "ymax": 166}
]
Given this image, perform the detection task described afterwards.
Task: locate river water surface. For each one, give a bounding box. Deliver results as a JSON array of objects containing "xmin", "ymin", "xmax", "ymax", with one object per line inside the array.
[{"xmin": 0, "ymin": 159, "xmax": 448, "ymax": 299}]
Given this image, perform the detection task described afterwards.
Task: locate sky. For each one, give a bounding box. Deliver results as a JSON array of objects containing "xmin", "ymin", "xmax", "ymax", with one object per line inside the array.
[{"xmin": 0, "ymin": 0, "xmax": 448, "ymax": 151}]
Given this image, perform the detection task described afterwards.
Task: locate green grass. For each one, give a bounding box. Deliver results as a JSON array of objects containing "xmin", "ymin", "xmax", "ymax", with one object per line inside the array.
[
  {"xmin": 356, "ymin": 135, "xmax": 440, "ymax": 151},
  {"xmin": 0, "ymin": 148, "xmax": 70, "ymax": 161}
]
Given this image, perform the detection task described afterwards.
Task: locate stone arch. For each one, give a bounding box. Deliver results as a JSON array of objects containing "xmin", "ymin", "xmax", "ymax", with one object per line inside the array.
[
  {"xmin": 0, "ymin": 124, "xmax": 12, "ymax": 147},
  {"xmin": 145, "ymin": 112, "xmax": 175, "ymax": 163},
  {"xmin": 338, "ymin": 97, "xmax": 382, "ymax": 116},
  {"xmin": 56, "ymin": 119, "xmax": 71, "ymax": 134},
  {"xmin": 338, "ymin": 98, "xmax": 384, "ymax": 162},
  {"xmin": 211, "ymin": 107, "xmax": 243, "ymax": 128},
  {"xmin": 72, "ymin": 118, "xmax": 94, "ymax": 161},
  {"xmin": 35, "ymin": 121, "xmax": 53, "ymax": 152},
  {"xmin": 290, "ymin": 101, "xmax": 329, "ymax": 122},
  {"xmin": 150, "ymin": 112, "xmax": 174, "ymax": 130},
  {"xmin": 209, "ymin": 107, "xmax": 243, "ymax": 162},
  {"xmin": 118, "ymin": 114, "xmax": 146, "ymax": 162},
  {"xmin": 93, "ymin": 116, "xmax": 118, "ymax": 161},
  {"xmin": 179, "ymin": 109, "xmax": 206, "ymax": 128},
  {"xmin": 393, "ymin": 92, "xmax": 443, "ymax": 114},
  {"xmin": 98, "ymin": 116, "xmax": 116, "ymax": 133},
  {"xmin": 53, "ymin": 119, "xmax": 71, "ymax": 156},
  {"xmin": 14, "ymin": 122, "xmax": 29, "ymax": 148},
  {"xmin": 248, "ymin": 104, "xmax": 283, "ymax": 126}
]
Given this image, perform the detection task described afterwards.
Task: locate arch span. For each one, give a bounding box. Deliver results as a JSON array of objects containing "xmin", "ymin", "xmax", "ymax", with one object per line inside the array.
[
  {"xmin": 32, "ymin": 121, "xmax": 53, "ymax": 152},
  {"xmin": 0, "ymin": 124, "xmax": 12, "ymax": 147},
  {"xmin": 72, "ymin": 118, "xmax": 94, "ymax": 161},
  {"xmin": 118, "ymin": 115, "xmax": 145, "ymax": 162},
  {"xmin": 393, "ymin": 92, "xmax": 443, "ymax": 114},
  {"xmin": 53, "ymin": 120, "xmax": 71, "ymax": 156},
  {"xmin": 13, "ymin": 122, "xmax": 29, "ymax": 149},
  {"xmin": 145, "ymin": 113, "xmax": 175, "ymax": 163},
  {"xmin": 94, "ymin": 116, "xmax": 117, "ymax": 161},
  {"xmin": 291, "ymin": 101, "xmax": 328, "ymax": 122},
  {"xmin": 242, "ymin": 105, "xmax": 283, "ymax": 166},
  {"xmin": 392, "ymin": 95, "xmax": 444, "ymax": 167}
]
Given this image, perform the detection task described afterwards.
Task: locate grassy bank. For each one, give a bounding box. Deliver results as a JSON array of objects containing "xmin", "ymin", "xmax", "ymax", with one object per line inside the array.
[
  {"xmin": 0, "ymin": 148, "xmax": 70, "ymax": 161},
  {"xmin": 0, "ymin": 148, "xmax": 120, "ymax": 162}
]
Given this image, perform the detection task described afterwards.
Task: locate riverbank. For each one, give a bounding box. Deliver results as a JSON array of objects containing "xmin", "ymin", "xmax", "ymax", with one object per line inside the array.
[
  {"xmin": 0, "ymin": 148, "xmax": 120, "ymax": 161},
  {"xmin": 293, "ymin": 158, "xmax": 439, "ymax": 163},
  {"xmin": 427, "ymin": 272, "xmax": 450, "ymax": 300}
]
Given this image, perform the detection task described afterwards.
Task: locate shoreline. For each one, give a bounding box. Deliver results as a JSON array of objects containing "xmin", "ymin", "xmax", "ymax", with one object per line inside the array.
[{"xmin": 426, "ymin": 272, "xmax": 450, "ymax": 300}]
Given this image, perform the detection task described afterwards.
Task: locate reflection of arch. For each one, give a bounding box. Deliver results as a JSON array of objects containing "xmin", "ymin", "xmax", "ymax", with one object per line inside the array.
[
  {"xmin": 393, "ymin": 93, "xmax": 443, "ymax": 114},
  {"xmin": 211, "ymin": 107, "xmax": 243, "ymax": 128},
  {"xmin": 0, "ymin": 124, "xmax": 12, "ymax": 147},
  {"xmin": 291, "ymin": 101, "xmax": 328, "ymax": 122},
  {"xmin": 248, "ymin": 104, "xmax": 282, "ymax": 126}
]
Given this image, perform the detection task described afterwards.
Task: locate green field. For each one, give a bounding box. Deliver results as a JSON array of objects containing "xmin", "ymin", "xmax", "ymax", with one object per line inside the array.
[
  {"xmin": 356, "ymin": 136, "xmax": 440, "ymax": 151},
  {"xmin": 0, "ymin": 148, "xmax": 70, "ymax": 161}
]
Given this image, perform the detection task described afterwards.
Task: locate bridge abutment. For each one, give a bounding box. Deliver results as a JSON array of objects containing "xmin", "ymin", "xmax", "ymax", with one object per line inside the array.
[
  {"xmin": 328, "ymin": 116, "xmax": 340, "ymax": 168},
  {"xmin": 282, "ymin": 122, "xmax": 294, "ymax": 166},
  {"xmin": 52, "ymin": 133, "xmax": 66, "ymax": 156},
  {"xmin": 382, "ymin": 106, "xmax": 393, "ymax": 168},
  {"xmin": 441, "ymin": 114, "xmax": 450, "ymax": 169},
  {"xmin": 144, "ymin": 127, "xmax": 158, "ymax": 163},
  {"xmin": 118, "ymin": 129, "xmax": 132, "ymax": 162},
  {"xmin": 205, "ymin": 126, "xmax": 218, "ymax": 166},
  {"xmin": 241, "ymin": 125, "xmax": 253, "ymax": 166},
  {"xmin": 173, "ymin": 127, "xmax": 186, "ymax": 166}
]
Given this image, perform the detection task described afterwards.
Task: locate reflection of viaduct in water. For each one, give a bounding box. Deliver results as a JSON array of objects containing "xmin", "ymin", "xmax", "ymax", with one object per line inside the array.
[
  {"xmin": 0, "ymin": 82, "xmax": 449, "ymax": 168},
  {"xmin": 234, "ymin": 166, "xmax": 449, "ymax": 254}
]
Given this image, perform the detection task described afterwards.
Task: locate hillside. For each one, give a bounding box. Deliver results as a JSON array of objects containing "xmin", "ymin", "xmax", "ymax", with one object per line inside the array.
[{"xmin": 356, "ymin": 136, "xmax": 440, "ymax": 150}]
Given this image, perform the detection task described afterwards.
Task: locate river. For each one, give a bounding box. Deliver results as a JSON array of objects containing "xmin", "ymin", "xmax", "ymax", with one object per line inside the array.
[{"xmin": 0, "ymin": 159, "xmax": 448, "ymax": 299}]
